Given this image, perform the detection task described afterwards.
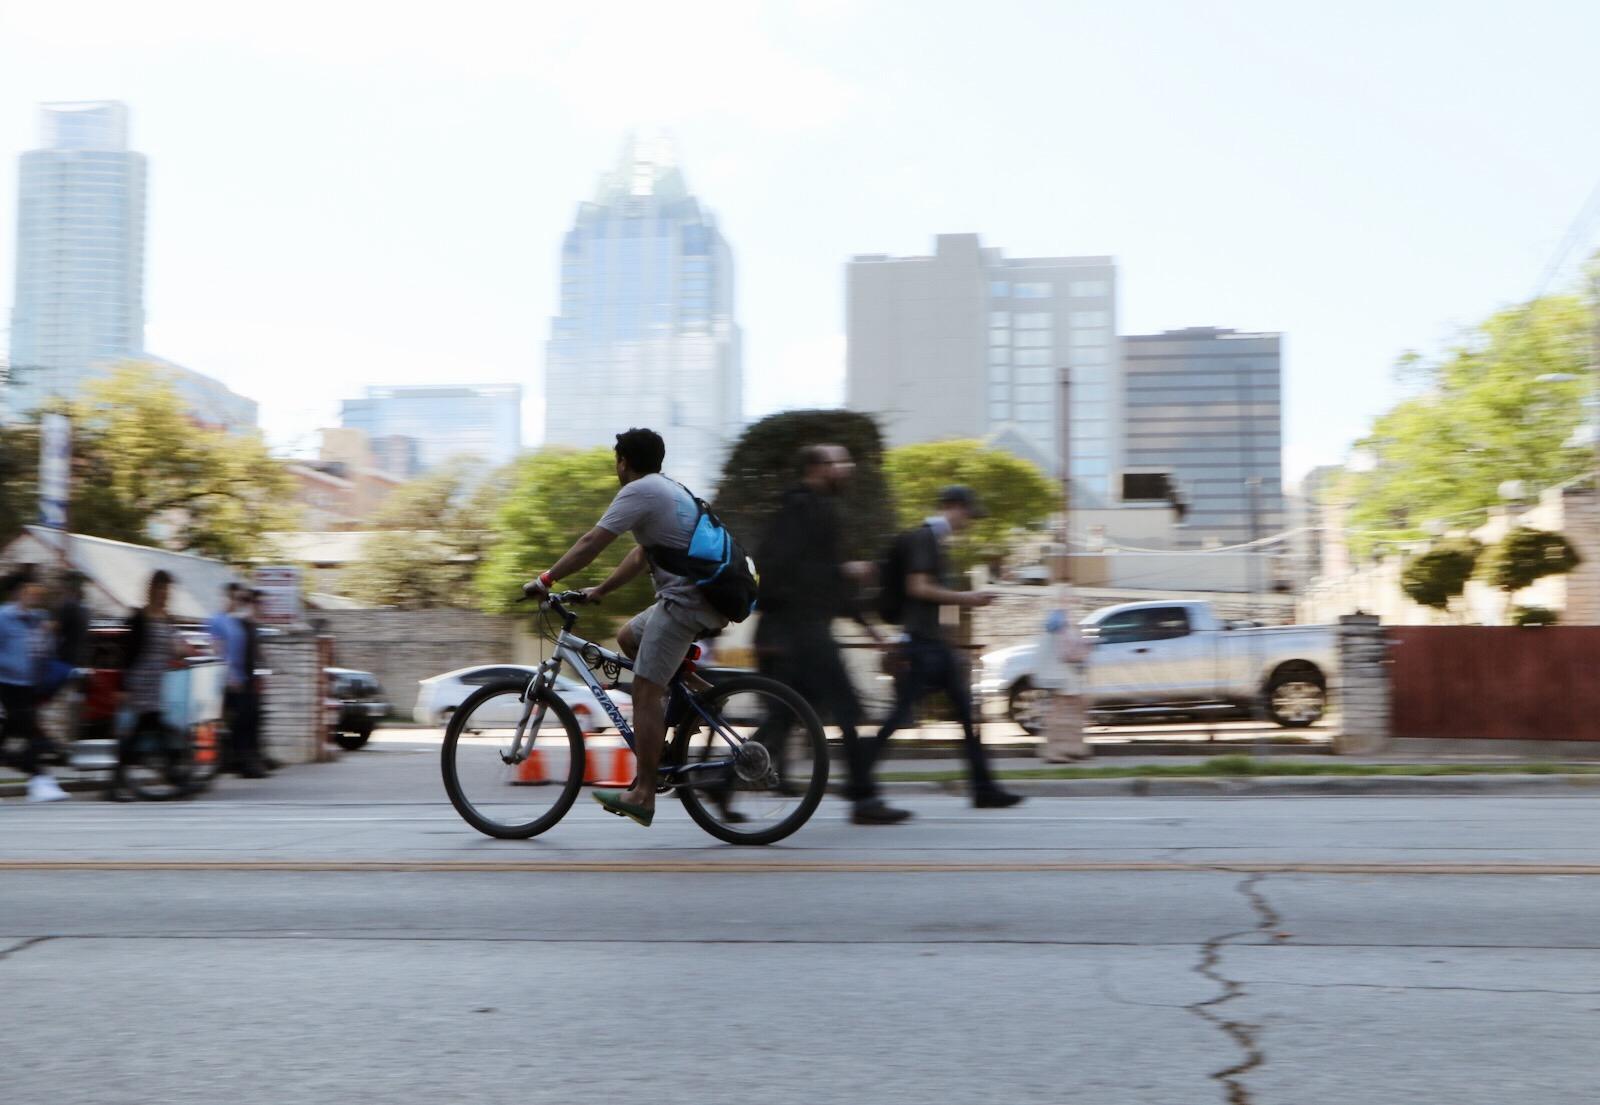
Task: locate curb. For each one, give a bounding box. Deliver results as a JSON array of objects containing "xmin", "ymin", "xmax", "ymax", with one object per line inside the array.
[{"xmin": 871, "ymin": 774, "xmax": 1600, "ymax": 798}]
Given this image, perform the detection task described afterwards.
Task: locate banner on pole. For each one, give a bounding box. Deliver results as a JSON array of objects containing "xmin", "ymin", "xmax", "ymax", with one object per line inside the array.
[{"xmin": 38, "ymin": 413, "xmax": 70, "ymax": 530}]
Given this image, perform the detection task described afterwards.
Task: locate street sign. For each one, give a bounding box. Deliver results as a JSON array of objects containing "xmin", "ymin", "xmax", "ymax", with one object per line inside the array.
[
  {"xmin": 252, "ymin": 566, "xmax": 303, "ymax": 627},
  {"xmin": 38, "ymin": 413, "xmax": 70, "ymax": 530}
]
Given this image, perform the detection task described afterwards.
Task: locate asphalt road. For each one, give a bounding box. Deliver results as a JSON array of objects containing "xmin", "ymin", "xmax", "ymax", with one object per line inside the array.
[{"xmin": 3, "ymin": 741, "xmax": 1599, "ymax": 1105}]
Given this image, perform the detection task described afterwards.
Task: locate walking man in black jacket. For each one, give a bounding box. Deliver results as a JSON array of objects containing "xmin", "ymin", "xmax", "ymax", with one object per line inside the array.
[{"xmin": 756, "ymin": 444, "xmax": 910, "ymax": 825}]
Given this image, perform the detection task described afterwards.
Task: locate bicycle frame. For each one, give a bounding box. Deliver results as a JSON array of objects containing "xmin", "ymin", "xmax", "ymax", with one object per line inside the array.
[{"xmin": 503, "ymin": 596, "xmax": 746, "ymax": 785}]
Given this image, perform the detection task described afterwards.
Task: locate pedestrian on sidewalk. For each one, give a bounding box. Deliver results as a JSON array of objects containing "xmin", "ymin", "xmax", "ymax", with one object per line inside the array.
[
  {"xmin": 865, "ymin": 487, "xmax": 1022, "ymax": 810},
  {"xmin": 207, "ymin": 583, "xmax": 254, "ymax": 774},
  {"xmin": 0, "ymin": 567, "xmax": 70, "ymax": 802},
  {"xmin": 236, "ymin": 589, "xmax": 272, "ymax": 774},
  {"xmin": 755, "ymin": 443, "xmax": 909, "ymax": 826},
  {"xmin": 109, "ymin": 570, "xmax": 196, "ymax": 801}
]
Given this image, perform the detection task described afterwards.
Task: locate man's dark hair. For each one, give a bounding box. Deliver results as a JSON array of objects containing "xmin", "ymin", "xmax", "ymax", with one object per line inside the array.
[{"xmin": 614, "ymin": 427, "xmax": 665, "ymax": 475}]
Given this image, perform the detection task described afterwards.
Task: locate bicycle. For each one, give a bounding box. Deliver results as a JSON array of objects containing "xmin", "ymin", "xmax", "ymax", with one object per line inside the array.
[{"xmin": 441, "ymin": 591, "xmax": 828, "ymax": 845}]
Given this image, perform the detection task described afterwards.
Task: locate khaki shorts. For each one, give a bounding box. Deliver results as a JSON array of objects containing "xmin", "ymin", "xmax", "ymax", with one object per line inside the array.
[{"xmin": 624, "ymin": 601, "xmax": 717, "ymax": 687}]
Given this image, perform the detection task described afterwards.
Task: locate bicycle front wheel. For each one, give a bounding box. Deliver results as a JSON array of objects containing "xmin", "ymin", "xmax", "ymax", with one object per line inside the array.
[
  {"xmin": 442, "ymin": 681, "xmax": 585, "ymax": 839},
  {"xmin": 671, "ymin": 673, "xmax": 828, "ymax": 846}
]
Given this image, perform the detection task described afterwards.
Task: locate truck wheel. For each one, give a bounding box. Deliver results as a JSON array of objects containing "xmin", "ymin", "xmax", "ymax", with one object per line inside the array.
[
  {"xmin": 1008, "ymin": 678, "xmax": 1051, "ymax": 736},
  {"xmin": 1266, "ymin": 666, "xmax": 1326, "ymax": 728}
]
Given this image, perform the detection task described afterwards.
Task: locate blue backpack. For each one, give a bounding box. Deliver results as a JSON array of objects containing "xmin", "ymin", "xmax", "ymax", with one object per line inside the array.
[{"xmin": 646, "ymin": 485, "xmax": 760, "ymax": 623}]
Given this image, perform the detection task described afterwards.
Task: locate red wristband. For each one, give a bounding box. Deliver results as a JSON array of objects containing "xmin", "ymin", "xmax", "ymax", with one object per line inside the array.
[{"xmin": 539, "ymin": 571, "xmax": 554, "ymax": 589}]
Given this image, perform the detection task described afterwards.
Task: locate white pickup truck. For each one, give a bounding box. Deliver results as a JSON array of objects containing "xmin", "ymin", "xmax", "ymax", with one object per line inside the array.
[{"xmin": 977, "ymin": 600, "xmax": 1336, "ymax": 732}]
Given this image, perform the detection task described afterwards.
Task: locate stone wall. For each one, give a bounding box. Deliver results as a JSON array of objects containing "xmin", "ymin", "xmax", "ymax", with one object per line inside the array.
[
  {"xmin": 1559, "ymin": 486, "xmax": 1600, "ymax": 624},
  {"xmin": 262, "ymin": 632, "xmax": 331, "ymax": 765},
  {"xmin": 316, "ymin": 608, "xmax": 522, "ymax": 714},
  {"xmin": 1333, "ymin": 613, "xmax": 1390, "ymax": 755}
]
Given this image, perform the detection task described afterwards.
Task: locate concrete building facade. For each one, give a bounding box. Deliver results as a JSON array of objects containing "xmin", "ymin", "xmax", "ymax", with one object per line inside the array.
[
  {"xmin": 7, "ymin": 102, "xmax": 147, "ymax": 417},
  {"xmin": 1121, "ymin": 327, "xmax": 1285, "ymax": 549},
  {"xmin": 846, "ymin": 233, "xmax": 1118, "ymax": 505},
  {"xmin": 544, "ymin": 136, "xmax": 742, "ymax": 494}
]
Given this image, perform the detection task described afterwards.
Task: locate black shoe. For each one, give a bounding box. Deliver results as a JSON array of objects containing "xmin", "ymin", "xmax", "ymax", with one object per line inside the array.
[
  {"xmin": 973, "ymin": 789, "xmax": 1024, "ymax": 809},
  {"xmin": 239, "ymin": 764, "xmax": 268, "ymax": 780},
  {"xmin": 852, "ymin": 800, "xmax": 913, "ymax": 825},
  {"xmin": 262, "ymin": 756, "xmax": 283, "ymax": 771}
]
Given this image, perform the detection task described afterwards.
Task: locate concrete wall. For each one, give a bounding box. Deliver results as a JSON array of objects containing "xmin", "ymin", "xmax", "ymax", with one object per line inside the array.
[
  {"xmin": 261, "ymin": 632, "xmax": 331, "ymax": 766},
  {"xmin": 317, "ymin": 609, "xmax": 524, "ymax": 714}
]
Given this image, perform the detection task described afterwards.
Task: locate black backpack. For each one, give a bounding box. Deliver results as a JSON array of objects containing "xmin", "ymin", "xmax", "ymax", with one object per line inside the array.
[
  {"xmin": 647, "ymin": 485, "xmax": 760, "ymax": 624},
  {"xmin": 875, "ymin": 528, "xmax": 919, "ymax": 625}
]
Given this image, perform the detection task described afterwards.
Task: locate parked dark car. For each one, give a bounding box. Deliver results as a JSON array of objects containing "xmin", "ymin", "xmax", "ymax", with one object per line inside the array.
[{"xmin": 326, "ymin": 668, "xmax": 387, "ymax": 751}]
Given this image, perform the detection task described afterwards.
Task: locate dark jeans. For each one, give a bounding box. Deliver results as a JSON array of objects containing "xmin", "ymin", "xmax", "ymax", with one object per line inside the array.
[
  {"xmin": 757, "ymin": 617, "xmax": 874, "ymax": 803},
  {"xmin": 0, "ymin": 681, "xmax": 48, "ymax": 776},
  {"xmin": 224, "ymin": 687, "xmax": 262, "ymax": 768},
  {"xmin": 867, "ymin": 635, "xmax": 997, "ymax": 799}
]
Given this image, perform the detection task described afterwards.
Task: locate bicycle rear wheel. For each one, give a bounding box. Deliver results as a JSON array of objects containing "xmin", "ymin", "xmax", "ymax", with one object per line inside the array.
[
  {"xmin": 441, "ymin": 680, "xmax": 585, "ymax": 839},
  {"xmin": 671, "ymin": 673, "xmax": 828, "ymax": 846}
]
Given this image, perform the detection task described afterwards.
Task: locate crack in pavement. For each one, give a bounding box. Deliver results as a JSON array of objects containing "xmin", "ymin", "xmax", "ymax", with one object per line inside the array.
[
  {"xmin": 1186, "ymin": 873, "xmax": 1286, "ymax": 1105},
  {"xmin": 0, "ymin": 935, "xmax": 54, "ymax": 963}
]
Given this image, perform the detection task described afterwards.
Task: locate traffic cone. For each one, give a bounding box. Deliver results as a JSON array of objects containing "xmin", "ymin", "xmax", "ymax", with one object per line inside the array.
[
  {"xmin": 510, "ymin": 746, "xmax": 549, "ymax": 786},
  {"xmin": 583, "ymin": 742, "xmax": 604, "ymax": 784},
  {"xmin": 607, "ymin": 743, "xmax": 637, "ymax": 787},
  {"xmin": 194, "ymin": 722, "xmax": 217, "ymax": 766}
]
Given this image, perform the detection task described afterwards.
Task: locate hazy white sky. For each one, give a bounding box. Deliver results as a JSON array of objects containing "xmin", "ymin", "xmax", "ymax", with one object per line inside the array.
[{"xmin": 2, "ymin": 0, "xmax": 1598, "ymax": 479}]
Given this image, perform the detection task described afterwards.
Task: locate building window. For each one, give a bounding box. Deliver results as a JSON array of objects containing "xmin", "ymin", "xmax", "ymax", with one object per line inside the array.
[
  {"xmin": 1069, "ymin": 279, "xmax": 1108, "ymax": 298},
  {"xmin": 989, "ymin": 382, "xmax": 1010, "ymax": 401},
  {"xmin": 989, "ymin": 280, "xmax": 1009, "ymax": 298},
  {"xmin": 989, "ymin": 347, "xmax": 1010, "ymax": 365},
  {"xmin": 1017, "ymin": 384, "xmax": 1052, "ymax": 404},
  {"xmin": 1071, "ymin": 347, "xmax": 1110, "ymax": 365},
  {"xmin": 989, "ymin": 400, "xmax": 1010, "ymax": 421},
  {"xmin": 1014, "ymin": 311, "xmax": 1052, "ymax": 329},
  {"xmin": 1017, "ymin": 365, "xmax": 1052, "ymax": 384},
  {"xmin": 990, "ymin": 328, "xmax": 1010, "ymax": 346},
  {"xmin": 990, "ymin": 363, "xmax": 1010, "ymax": 383},
  {"xmin": 989, "ymin": 310, "xmax": 1009, "ymax": 327},
  {"xmin": 1070, "ymin": 329, "xmax": 1109, "ymax": 347},
  {"xmin": 1069, "ymin": 310, "xmax": 1108, "ymax": 327},
  {"xmin": 1014, "ymin": 331, "xmax": 1052, "ymax": 348},
  {"xmin": 1016, "ymin": 402, "xmax": 1051, "ymax": 422},
  {"xmin": 1012, "ymin": 282, "xmax": 1052, "ymax": 299}
]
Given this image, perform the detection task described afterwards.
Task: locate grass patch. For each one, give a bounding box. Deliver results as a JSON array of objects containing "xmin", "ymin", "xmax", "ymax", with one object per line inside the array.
[{"xmin": 881, "ymin": 754, "xmax": 1600, "ymax": 783}]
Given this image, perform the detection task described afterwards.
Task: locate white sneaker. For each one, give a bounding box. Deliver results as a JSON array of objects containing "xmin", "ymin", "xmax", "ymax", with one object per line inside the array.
[{"xmin": 26, "ymin": 774, "xmax": 70, "ymax": 803}]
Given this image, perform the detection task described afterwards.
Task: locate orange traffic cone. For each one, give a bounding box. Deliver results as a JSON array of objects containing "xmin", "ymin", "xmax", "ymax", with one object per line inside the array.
[
  {"xmin": 607, "ymin": 744, "xmax": 637, "ymax": 787},
  {"xmin": 194, "ymin": 722, "xmax": 217, "ymax": 766},
  {"xmin": 583, "ymin": 742, "xmax": 604, "ymax": 784},
  {"xmin": 510, "ymin": 746, "xmax": 549, "ymax": 786}
]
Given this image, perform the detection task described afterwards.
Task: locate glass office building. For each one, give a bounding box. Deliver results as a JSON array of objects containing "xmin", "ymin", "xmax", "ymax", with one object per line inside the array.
[
  {"xmin": 7, "ymin": 102, "xmax": 147, "ymax": 417},
  {"xmin": 543, "ymin": 136, "xmax": 742, "ymax": 493},
  {"xmin": 341, "ymin": 384, "xmax": 523, "ymax": 472},
  {"xmin": 847, "ymin": 234, "xmax": 1118, "ymax": 506}
]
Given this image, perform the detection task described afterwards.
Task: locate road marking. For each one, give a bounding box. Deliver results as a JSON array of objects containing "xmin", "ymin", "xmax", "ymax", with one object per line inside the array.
[{"xmin": 4, "ymin": 859, "xmax": 1600, "ymax": 875}]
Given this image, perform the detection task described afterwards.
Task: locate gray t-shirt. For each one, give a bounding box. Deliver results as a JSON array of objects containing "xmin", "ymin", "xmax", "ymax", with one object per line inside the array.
[{"xmin": 597, "ymin": 473, "xmax": 723, "ymax": 626}]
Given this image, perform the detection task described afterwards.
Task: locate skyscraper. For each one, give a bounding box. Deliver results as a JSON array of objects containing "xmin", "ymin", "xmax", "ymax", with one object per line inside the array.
[
  {"xmin": 1121, "ymin": 327, "xmax": 1285, "ymax": 547},
  {"xmin": 7, "ymin": 102, "xmax": 147, "ymax": 416},
  {"xmin": 846, "ymin": 233, "xmax": 1118, "ymax": 506},
  {"xmin": 544, "ymin": 136, "xmax": 742, "ymax": 493},
  {"xmin": 340, "ymin": 384, "xmax": 522, "ymax": 472}
]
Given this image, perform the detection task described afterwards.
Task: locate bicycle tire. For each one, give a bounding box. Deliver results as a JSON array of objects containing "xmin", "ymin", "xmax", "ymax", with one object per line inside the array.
[
  {"xmin": 441, "ymin": 680, "xmax": 585, "ymax": 839},
  {"xmin": 672, "ymin": 673, "xmax": 828, "ymax": 846}
]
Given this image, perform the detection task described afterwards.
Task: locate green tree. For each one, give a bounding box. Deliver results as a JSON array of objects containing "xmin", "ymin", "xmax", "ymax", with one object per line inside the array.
[
  {"xmin": 2, "ymin": 362, "xmax": 297, "ymax": 562},
  {"xmin": 1399, "ymin": 538, "xmax": 1481, "ymax": 612},
  {"xmin": 1343, "ymin": 289, "xmax": 1594, "ymax": 555},
  {"xmin": 712, "ymin": 409, "xmax": 898, "ymax": 562},
  {"xmin": 1478, "ymin": 526, "xmax": 1581, "ymax": 599},
  {"xmin": 475, "ymin": 447, "xmax": 651, "ymax": 636},
  {"xmin": 339, "ymin": 460, "xmax": 497, "ymax": 609},
  {"xmin": 883, "ymin": 440, "xmax": 1058, "ymax": 572}
]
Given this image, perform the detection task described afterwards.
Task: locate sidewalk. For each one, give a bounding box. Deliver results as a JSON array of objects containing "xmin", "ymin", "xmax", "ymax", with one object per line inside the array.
[{"xmin": 7, "ymin": 725, "xmax": 1600, "ymax": 800}]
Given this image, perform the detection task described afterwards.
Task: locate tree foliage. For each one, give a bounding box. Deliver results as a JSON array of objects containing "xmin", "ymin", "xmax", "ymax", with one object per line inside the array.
[
  {"xmin": 1399, "ymin": 539, "xmax": 1481, "ymax": 611},
  {"xmin": 338, "ymin": 460, "xmax": 500, "ymax": 609},
  {"xmin": 1478, "ymin": 526, "xmax": 1581, "ymax": 595},
  {"xmin": 2, "ymin": 361, "xmax": 296, "ymax": 562},
  {"xmin": 712, "ymin": 409, "xmax": 898, "ymax": 563},
  {"xmin": 475, "ymin": 447, "xmax": 652, "ymax": 637},
  {"xmin": 883, "ymin": 440, "xmax": 1058, "ymax": 571},
  {"xmin": 1342, "ymin": 291, "xmax": 1594, "ymax": 556}
]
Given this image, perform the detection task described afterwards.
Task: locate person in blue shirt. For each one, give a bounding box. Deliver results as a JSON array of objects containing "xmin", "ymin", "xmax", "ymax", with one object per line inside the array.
[
  {"xmin": 205, "ymin": 582, "xmax": 267, "ymax": 777},
  {"xmin": 0, "ymin": 567, "xmax": 69, "ymax": 802}
]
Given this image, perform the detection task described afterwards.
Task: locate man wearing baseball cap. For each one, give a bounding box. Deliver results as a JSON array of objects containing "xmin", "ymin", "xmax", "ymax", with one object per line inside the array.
[{"xmin": 862, "ymin": 485, "xmax": 1023, "ymax": 811}]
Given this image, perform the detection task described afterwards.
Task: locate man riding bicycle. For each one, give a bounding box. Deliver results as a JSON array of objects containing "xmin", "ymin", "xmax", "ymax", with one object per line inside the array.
[{"xmin": 523, "ymin": 427, "xmax": 727, "ymax": 827}]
